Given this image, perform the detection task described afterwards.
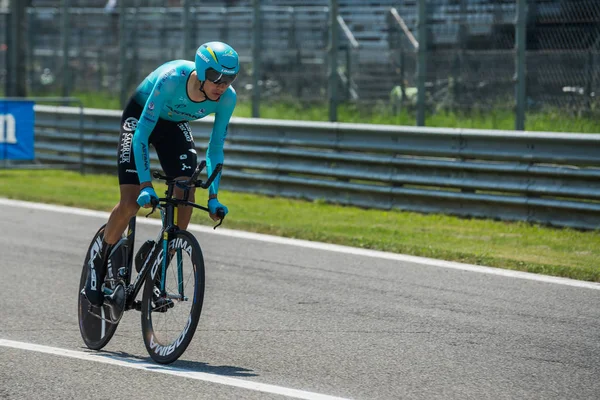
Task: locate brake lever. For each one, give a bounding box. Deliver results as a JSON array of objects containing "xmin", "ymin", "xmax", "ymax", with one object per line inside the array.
[
  {"xmin": 145, "ymin": 198, "xmax": 160, "ymax": 217},
  {"xmin": 213, "ymin": 208, "xmax": 226, "ymax": 229},
  {"xmin": 145, "ymin": 206, "xmax": 157, "ymax": 217}
]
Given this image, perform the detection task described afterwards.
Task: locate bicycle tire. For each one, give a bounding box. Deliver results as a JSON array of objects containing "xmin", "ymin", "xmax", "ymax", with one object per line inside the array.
[
  {"xmin": 141, "ymin": 230, "xmax": 205, "ymax": 364},
  {"xmin": 77, "ymin": 224, "xmax": 123, "ymax": 350}
]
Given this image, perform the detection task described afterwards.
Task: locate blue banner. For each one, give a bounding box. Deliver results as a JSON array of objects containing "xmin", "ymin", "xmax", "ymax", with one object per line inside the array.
[{"xmin": 0, "ymin": 100, "xmax": 35, "ymax": 160}]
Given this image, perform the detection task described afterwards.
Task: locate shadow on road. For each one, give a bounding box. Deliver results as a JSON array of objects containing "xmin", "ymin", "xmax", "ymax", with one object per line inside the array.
[{"xmin": 87, "ymin": 348, "xmax": 258, "ymax": 377}]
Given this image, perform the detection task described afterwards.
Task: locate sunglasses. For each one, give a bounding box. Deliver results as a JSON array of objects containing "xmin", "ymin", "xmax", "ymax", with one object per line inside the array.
[{"xmin": 205, "ymin": 68, "xmax": 238, "ymax": 85}]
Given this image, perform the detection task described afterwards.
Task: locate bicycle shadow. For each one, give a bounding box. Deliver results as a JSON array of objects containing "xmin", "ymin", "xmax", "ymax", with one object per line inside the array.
[{"xmin": 87, "ymin": 349, "xmax": 258, "ymax": 377}]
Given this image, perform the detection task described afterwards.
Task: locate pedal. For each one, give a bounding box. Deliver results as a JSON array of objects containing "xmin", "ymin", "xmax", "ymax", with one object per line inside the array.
[
  {"xmin": 104, "ymin": 284, "xmax": 126, "ymax": 324},
  {"xmin": 152, "ymin": 297, "xmax": 175, "ymax": 313}
]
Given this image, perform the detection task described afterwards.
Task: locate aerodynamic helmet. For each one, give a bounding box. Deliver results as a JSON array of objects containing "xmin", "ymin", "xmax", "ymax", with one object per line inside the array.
[{"xmin": 194, "ymin": 41, "xmax": 239, "ymax": 85}]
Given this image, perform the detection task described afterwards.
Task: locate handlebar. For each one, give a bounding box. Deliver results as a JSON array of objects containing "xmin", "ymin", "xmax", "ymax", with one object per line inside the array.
[
  {"xmin": 152, "ymin": 160, "xmax": 222, "ymax": 190},
  {"xmin": 147, "ymin": 161, "xmax": 226, "ymax": 229}
]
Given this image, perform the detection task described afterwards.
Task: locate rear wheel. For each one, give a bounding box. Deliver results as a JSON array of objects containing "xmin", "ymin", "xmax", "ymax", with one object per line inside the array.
[
  {"xmin": 141, "ymin": 230, "xmax": 205, "ymax": 364},
  {"xmin": 78, "ymin": 225, "xmax": 125, "ymax": 350}
]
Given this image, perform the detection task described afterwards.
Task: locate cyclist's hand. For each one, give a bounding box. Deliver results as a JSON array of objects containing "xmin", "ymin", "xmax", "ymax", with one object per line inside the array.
[
  {"xmin": 208, "ymin": 198, "xmax": 228, "ymax": 221},
  {"xmin": 137, "ymin": 187, "xmax": 158, "ymax": 208}
]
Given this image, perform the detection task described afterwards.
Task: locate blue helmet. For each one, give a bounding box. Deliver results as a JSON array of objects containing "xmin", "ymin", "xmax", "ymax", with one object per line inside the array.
[{"xmin": 195, "ymin": 41, "xmax": 239, "ymax": 84}]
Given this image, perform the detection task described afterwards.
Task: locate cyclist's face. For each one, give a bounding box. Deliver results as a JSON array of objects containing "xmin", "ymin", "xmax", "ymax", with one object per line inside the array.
[{"xmin": 203, "ymin": 79, "xmax": 230, "ymax": 99}]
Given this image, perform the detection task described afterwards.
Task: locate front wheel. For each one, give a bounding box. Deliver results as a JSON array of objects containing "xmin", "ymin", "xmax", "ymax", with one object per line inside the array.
[{"xmin": 141, "ymin": 230, "xmax": 205, "ymax": 364}]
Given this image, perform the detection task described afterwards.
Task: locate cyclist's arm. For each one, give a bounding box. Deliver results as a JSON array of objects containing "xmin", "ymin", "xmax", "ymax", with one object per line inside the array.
[
  {"xmin": 206, "ymin": 88, "xmax": 237, "ymax": 198},
  {"xmin": 132, "ymin": 70, "xmax": 178, "ymax": 185}
]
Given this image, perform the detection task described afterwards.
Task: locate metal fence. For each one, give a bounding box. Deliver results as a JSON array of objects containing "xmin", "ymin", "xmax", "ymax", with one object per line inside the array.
[
  {"xmin": 22, "ymin": 3, "xmax": 336, "ymax": 103},
  {"xmin": 3, "ymin": 0, "xmax": 600, "ymax": 128},
  {"xmin": 33, "ymin": 104, "xmax": 600, "ymax": 230}
]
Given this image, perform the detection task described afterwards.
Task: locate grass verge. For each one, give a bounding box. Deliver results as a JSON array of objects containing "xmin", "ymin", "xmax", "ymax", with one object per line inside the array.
[{"xmin": 1, "ymin": 169, "xmax": 599, "ymax": 282}]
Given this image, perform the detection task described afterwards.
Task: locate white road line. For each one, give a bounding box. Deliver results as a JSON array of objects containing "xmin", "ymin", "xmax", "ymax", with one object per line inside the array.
[
  {"xmin": 0, "ymin": 339, "xmax": 351, "ymax": 400},
  {"xmin": 2, "ymin": 198, "xmax": 599, "ymax": 291}
]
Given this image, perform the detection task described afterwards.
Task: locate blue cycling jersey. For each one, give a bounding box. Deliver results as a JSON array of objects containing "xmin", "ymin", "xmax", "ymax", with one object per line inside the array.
[{"xmin": 131, "ymin": 59, "xmax": 236, "ymax": 196}]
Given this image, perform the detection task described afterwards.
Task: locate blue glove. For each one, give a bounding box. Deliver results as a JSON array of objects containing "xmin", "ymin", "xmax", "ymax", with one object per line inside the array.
[
  {"xmin": 208, "ymin": 198, "xmax": 228, "ymax": 217},
  {"xmin": 137, "ymin": 187, "xmax": 158, "ymax": 207}
]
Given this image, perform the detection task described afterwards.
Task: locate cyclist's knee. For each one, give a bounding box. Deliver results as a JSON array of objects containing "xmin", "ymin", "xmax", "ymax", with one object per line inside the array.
[{"xmin": 173, "ymin": 177, "xmax": 195, "ymax": 200}]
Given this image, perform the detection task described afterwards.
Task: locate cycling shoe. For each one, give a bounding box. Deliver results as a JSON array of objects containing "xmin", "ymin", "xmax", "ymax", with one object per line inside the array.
[{"xmin": 104, "ymin": 284, "xmax": 126, "ymax": 323}]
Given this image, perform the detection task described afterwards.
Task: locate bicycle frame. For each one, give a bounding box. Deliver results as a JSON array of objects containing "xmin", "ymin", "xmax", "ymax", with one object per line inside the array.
[{"xmin": 108, "ymin": 160, "xmax": 223, "ymax": 311}]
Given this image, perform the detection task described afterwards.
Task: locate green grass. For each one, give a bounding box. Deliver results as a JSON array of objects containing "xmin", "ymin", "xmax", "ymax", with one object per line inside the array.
[
  {"xmin": 34, "ymin": 91, "xmax": 600, "ymax": 133},
  {"xmin": 1, "ymin": 169, "xmax": 599, "ymax": 282}
]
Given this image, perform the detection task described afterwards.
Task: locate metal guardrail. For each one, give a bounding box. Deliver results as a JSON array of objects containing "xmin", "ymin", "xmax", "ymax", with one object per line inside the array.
[{"xmin": 33, "ymin": 105, "xmax": 600, "ymax": 230}]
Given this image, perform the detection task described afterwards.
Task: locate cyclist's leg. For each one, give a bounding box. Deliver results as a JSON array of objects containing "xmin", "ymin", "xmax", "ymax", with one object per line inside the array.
[
  {"xmin": 105, "ymin": 98, "xmax": 144, "ymax": 244},
  {"xmin": 104, "ymin": 185, "xmax": 140, "ymax": 244},
  {"xmin": 174, "ymin": 177, "xmax": 196, "ymax": 230},
  {"xmin": 83, "ymin": 230, "xmax": 112, "ymax": 306},
  {"xmin": 84, "ymin": 100, "xmax": 142, "ymax": 306},
  {"xmin": 154, "ymin": 121, "xmax": 197, "ymax": 230},
  {"xmin": 96, "ymin": 184, "xmax": 137, "ymax": 318}
]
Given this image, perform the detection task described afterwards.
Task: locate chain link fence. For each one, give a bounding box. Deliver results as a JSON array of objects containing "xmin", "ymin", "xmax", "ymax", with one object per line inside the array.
[
  {"xmin": 6, "ymin": 0, "xmax": 600, "ymax": 126},
  {"xmin": 388, "ymin": 0, "xmax": 599, "ymax": 117},
  {"xmin": 527, "ymin": 0, "xmax": 600, "ymax": 114},
  {"xmin": 24, "ymin": 3, "xmax": 334, "ymax": 105},
  {"xmin": 421, "ymin": 0, "xmax": 516, "ymax": 113}
]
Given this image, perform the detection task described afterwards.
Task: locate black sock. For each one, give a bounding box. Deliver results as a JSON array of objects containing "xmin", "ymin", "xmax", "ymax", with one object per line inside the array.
[
  {"xmin": 98, "ymin": 239, "xmax": 115, "ymax": 278},
  {"xmin": 84, "ymin": 237, "xmax": 114, "ymax": 306}
]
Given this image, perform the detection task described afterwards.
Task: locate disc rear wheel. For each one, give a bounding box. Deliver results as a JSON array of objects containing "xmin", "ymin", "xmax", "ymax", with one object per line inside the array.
[{"xmin": 78, "ymin": 225, "xmax": 125, "ymax": 350}]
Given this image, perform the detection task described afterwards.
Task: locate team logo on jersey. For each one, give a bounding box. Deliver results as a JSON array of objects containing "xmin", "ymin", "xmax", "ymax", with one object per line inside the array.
[
  {"xmin": 177, "ymin": 123, "xmax": 193, "ymax": 142},
  {"xmin": 175, "ymin": 97, "xmax": 188, "ymax": 109},
  {"xmin": 119, "ymin": 132, "xmax": 133, "ymax": 164},
  {"xmin": 123, "ymin": 117, "xmax": 138, "ymax": 132},
  {"xmin": 181, "ymin": 70, "xmax": 187, "ymax": 76},
  {"xmin": 148, "ymin": 102, "xmax": 154, "ymax": 110}
]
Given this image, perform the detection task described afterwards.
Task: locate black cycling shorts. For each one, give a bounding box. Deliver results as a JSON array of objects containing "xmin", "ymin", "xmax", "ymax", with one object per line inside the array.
[{"xmin": 117, "ymin": 99, "xmax": 197, "ymax": 185}]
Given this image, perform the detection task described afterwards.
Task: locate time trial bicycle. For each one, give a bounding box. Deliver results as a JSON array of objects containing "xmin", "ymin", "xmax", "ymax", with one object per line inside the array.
[{"xmin": 78, "ymin": 160, "xmax": 224, "ymax": 364}]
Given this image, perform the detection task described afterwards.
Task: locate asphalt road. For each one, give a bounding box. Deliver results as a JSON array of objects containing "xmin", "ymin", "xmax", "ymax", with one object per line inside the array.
[{"xmin": 0, "ymin": 199, "xmax": 599, "ymax": 400}]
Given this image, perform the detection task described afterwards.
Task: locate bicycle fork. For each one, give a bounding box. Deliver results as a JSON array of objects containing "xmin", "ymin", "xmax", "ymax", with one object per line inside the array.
[{"xmin": 158, "ymin": 232, "xmax": 187, "ymax": 302}]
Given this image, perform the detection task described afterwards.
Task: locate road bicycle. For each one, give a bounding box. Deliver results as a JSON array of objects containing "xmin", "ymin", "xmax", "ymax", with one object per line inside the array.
[{"xmin": 77, "ymin": 160, "xmax": 225, "ymax": 364}]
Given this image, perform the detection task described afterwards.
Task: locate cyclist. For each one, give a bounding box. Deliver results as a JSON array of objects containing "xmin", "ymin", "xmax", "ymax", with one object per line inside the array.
[{"xmin": 83, "ymin": 41, "xmax": 239, "ymax": 308}]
